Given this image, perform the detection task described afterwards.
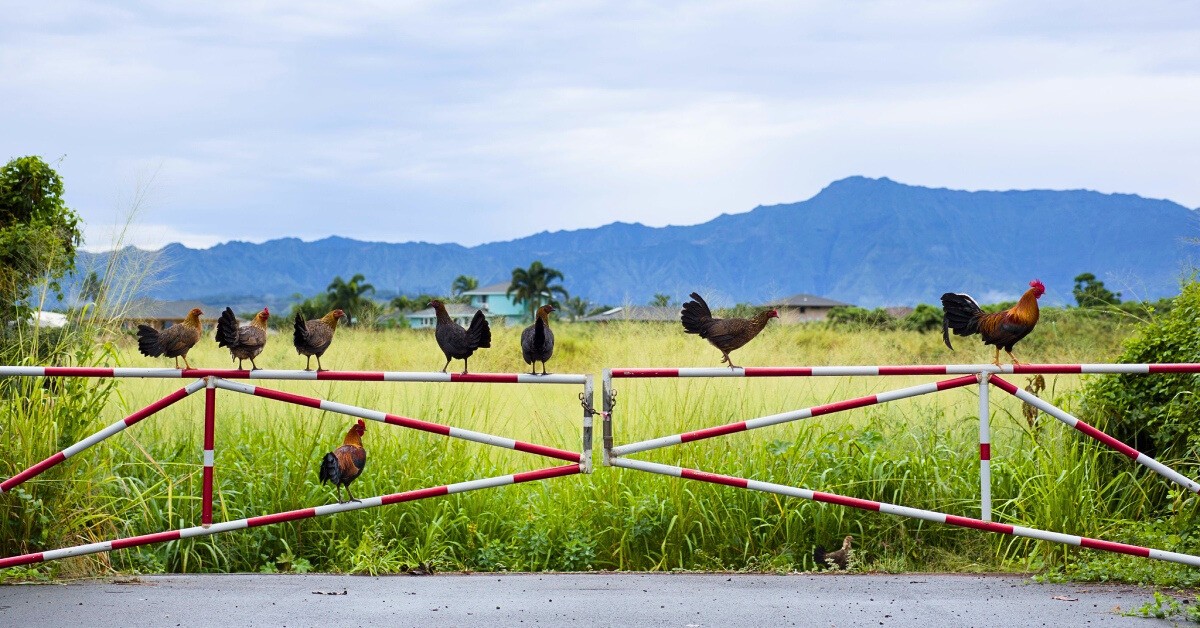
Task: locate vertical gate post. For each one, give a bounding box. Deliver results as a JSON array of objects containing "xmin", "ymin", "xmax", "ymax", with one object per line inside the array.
[
  {"xmin": 601, "ymin": 369, "xmax": 613, "ymax": 467},
  {"xmin": 979, "ymin": 372, "xmax": 991, "ymax": 522},
  {"xmin": 582, "ymin": 375, "xmax": 594, "ymax": 473},
  {"xmin": 202, "ymin": 377, "xmax": 216, "ymax": 527}
]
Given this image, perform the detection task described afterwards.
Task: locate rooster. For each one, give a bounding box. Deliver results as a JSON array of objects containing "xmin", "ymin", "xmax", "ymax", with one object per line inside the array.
[
  {"xmin": 136, "ymin": 307, "xmax": 204, "ymax": 369},
  {"xmin": 215, "ymin": 307, "xmax": 269, "ymax": 370},
  {"xmin": 680, "ymin": 292, "xmax": 778, "ymax": 369},
  {"xmin": 520, "ymin": 304, "xmax": 556, "ymax": 375},
  {"xmin": 813, "ymin": 535, "xmax": 853, "ymax": 570},
  {"xmin": 942, "ymin": 279, "xmax": 1044, "ymax": 366},
  {"xmin": 319, "ymin": 419, "xmax": 367, "ymax": 504},
  {"xmin": 429, "ymin": 299, "xmax": 491, "ymax": 374},
  {"xmin": 293, "ymin": 309, "xmax": 345, "ymax": 372}
]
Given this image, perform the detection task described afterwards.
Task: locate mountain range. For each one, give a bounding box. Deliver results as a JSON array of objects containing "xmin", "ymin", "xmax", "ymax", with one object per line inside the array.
[{"xmin": 76, "ymin": 176, "xmax": 1200, "ymax": 310}]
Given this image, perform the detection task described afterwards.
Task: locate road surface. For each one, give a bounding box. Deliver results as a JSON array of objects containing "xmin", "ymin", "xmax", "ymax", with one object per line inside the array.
[{"xmin": 0, "ymin": 572, "xmax": 1179, "ymax": 626}]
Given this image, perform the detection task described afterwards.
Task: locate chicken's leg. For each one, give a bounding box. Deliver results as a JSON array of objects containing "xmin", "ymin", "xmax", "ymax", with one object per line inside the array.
[
  {"xmin": 304, "ymin": 355, "xmax": 313, "ymax": 371},
  {"xmin": 461, "ymin": 358, "xmax": 469, "ymax": 375},
  {"xmin": 440, "ymin": 358, "xmax": 451, "ymax": 373},
  {"xmin": 991, "ymin": 347, "xmax": 1001, "ymax": 367},
  {"xmin": 721, "ymin": 352, "xmax": 739, "ymax": 370},
  {"xmin": 182, "ymin": 355, "xmax": 194, "ymax": 370},
  {"xmin": 249, "ymin": 357, "xmax": 259, "ymax": 371},
  {"xmin": 1006, "ymin": 350, "xmax": 1023, "ymax": 366},
  {"xmin": 316, "ymin": 356, "xmax": 326, "ymax": 372},
  {"xmin": 345, "ymin": 486, "xmax": 361, "ymax": 503}
]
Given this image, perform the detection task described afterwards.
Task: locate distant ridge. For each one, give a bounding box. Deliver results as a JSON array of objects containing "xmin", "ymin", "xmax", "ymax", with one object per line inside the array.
[{"xmin": 74, "ymin": 177, "xmax": 1200, "ymax": 309}]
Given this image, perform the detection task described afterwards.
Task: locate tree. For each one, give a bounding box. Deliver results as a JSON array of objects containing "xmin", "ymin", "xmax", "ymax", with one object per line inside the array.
[
  {"xmin": 326, "ymin": 274, "xmax": 375, "ymax": 324},
  {"xmin": 0, "ymin": 156, "xmax": 83, "ymax": 322},
  {"xmin": 451, "ymin": 275, "xmax": 478, "ymax": 296},
  {"xmin": 1073, "ymin": 272, "xmax": 1121, "ymax": 307},
  {"xmin": 650, "ymin": 293, "xmax": 672, "ymax": 307},
  {"xmin": 507, "ymin": 261, "xmax": 569, "ymax": 319}
]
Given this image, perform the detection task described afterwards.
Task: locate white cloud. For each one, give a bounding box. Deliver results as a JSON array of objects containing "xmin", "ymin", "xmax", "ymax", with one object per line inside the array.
[{"xmin": 2, "ymin": 1, "xmax": 1198, "ymax": 250}]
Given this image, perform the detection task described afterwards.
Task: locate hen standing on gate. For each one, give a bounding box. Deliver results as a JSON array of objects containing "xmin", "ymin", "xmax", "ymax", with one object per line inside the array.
[
  {"xmin": 319, "ymin": 419, "xmax": 367, "ymax": 504},
  {"xmin": 681, "ymin": 292, "xmax": 778, "ymax": 369},
  {"xmin": 293, "ymin": 309, "xmax": 346, "ymax": 371},
  {"xmin": 814, "ymin": 535, "xmax": 853, "ymax": 570},
  {"xmin": 215, "ymin": 307, "xmax": 269, "ymax": 370},
  {"xmin": 430, "ymin": 299, "xmax": 491, "ymax": 374},
  {"xmin": 521, "ymin": 304, "xmax": 556, "ymax": 375},
  {"xmin": 942, "ymin": 279, "xmax": 1044, "ymax": 366},
  {"xmin": 137, "ymin": 307, "xmax": 204, "ymax": 369}
]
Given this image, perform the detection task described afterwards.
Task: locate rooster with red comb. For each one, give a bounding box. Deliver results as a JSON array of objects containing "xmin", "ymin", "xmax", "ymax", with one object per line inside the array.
[
  {"xmin": 941, "ymin": 279, "xmax": 1045, "ymax": 366},
  {"xmin": 319, "ymin": 419, "xmax": 367, "ymax": 504}
]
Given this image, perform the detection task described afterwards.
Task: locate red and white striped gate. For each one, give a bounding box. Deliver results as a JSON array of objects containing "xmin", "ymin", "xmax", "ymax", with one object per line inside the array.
[
  {"xmin": 601, "ymin": 363, "xmax": 1200, "ymax": 568},
  {"xmin": 0, "ymin": 367, "xmax": 593, "ymax": 569}
]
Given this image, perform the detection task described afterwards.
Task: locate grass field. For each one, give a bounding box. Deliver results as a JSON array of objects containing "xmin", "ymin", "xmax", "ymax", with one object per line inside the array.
[{"xmin": 4, "ymin": 311, "xmax": 1199, "ymax": 584}]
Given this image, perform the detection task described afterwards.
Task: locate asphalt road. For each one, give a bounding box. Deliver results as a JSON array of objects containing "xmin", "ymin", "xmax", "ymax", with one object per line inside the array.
[{"xmin": 0, "ymin": 573, "xmax": 1180, "ymax": 627}]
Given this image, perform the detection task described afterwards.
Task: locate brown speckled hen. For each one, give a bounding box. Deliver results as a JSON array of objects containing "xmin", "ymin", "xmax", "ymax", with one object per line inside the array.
[
  {"xmin": 813, "ymin": 535, "xmax": 853, "ymax": 570},
  {"xmin": 680, "ymin": 292, "xmax": 778, "ymax": 369},
  {"xmin": 319, "ymin": 419, "xmax": 366, "ymax": 504},
  {"xmin": 293, "ymin": 309, "xmax": 345, "ymax": 371},
  {"xmin": 430, "ymin": 299, "xmax": 491, "ymax": 374},
  {"xmin": 137, "ymin": 307, "xmax": 204, "ymax": 369},
  {"xmin": 216, "ymin": 307, "xmax": 269, "ymax": 370},
  {"xmin": 520, "ymin": 304, "xmax": 556, "ymax": 375}
]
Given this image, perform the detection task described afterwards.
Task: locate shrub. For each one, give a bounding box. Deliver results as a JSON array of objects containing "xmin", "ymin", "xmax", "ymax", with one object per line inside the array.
[{"xmin": 1080, "ymin": 281, "xmax": 1200, "ymax": 459}]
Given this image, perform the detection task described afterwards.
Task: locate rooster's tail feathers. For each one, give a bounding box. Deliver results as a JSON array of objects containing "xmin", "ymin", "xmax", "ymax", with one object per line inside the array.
[
  {"xmin": 467, "ymin": 310, "xmax": 492, "ymax": 349},
  {"xmin": 293, "ymin": 313, "xmax": 308, "ymax": 347},
  {"xmin": 136, "ymin": 325, "xmax": 163, "ymax": 357},
  {"xmin": 318, "ymin": 452, "xmax": 340, "ymax": 485},
  {"xmin": 940, "ymin": 292, "xmax": 984, "ymax": 350},
  {"xmin": 215, "ymin": 307, "xmax": 239, "ymax": 348},
  {"xmin": 680, "ymin": 292, "xmax": 712, "ymax": 335}
]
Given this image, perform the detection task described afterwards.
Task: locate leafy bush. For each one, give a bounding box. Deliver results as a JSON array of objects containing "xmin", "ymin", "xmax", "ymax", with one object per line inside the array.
[
  {"xmin": 826, "ymin": 306, "xmax": 894, "ymax": 329},
  {"xmin": 1081, "ymin": 281, "xmax": 1200, "ymax": 459}
]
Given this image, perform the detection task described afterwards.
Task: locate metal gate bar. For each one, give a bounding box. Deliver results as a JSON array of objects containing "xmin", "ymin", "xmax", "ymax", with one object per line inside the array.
[
  {"xmin": 0, "ymin": 464, "xmax": 580, "ymax": 569},
  {"xmin": 612, "ymin": 457, "xmax": 1200, "ymax": 567},
  {"xmin": 0, "ymin": 379, "xmax": 207, "ymax": 494}
]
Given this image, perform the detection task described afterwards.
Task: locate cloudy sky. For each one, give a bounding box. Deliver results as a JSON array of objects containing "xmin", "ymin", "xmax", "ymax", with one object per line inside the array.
[{"xmin": 3, "ymin": 1, "xmax": 1199, "ymax": 251}]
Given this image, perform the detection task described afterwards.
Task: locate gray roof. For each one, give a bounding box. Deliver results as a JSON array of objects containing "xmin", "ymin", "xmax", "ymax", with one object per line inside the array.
[
  {"xmin": 407, "ymin": 303, "xmax": 481, "ymax": 319},
  {"xmin": 461, "ymin": 282, "xmax": 512, "ymax": 295},
  {"xmin": 764, "ymin": 294, "xmax": 853, "ymax": 308},
  {"xmin": 579, "ymin": 306, "xmax": 679, "ymax": 323}
]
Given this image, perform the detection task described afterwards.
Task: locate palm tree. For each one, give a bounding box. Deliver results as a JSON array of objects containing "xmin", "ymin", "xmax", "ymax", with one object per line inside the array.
[
  {"xmin": 507, "ymin": 261, "xmax": 569, "ymax": 319},
  {"xmin": 650, "ymin": 293, "xmax": 672, "ymax": 307},
  {"xmin": 326, "ymin": 274, "xmax": 375, "ymax": 324},
  {"xmin": 451, "ymin": 275, "xmax": 478, "ymax": 296},
  {"xmin": 563, "ymin": 296, "xmax": 591, "ymax": 322}
]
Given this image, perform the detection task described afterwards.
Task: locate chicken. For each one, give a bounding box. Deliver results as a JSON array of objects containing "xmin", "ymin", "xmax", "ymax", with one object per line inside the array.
[
  {"xmin": 136, "ymin": 307, "xmax": 204, "ymax": 369},
  {"xmin": 318, "ymin": 419, "xmax": 367, "ymax": 504},
  {"xmin": 293, "ymin": 309, "xmax": 345, "ymax": 371},
  {"xmin": 520, "ymin": 304, "xmax": 556, "ymax": 375},
  {"xmin": 429, "ymin": 299, "xmax": 491, "ymax": 374},
  {"xmin": 215, "ymin": 306, "xmax": 269, "ymax": 370},
  {"xmin": 680, "ymin": 292, "xmax": 778, "ymax": 368},
  {"xmin": 942, "ymin": 279, "xmax": 1044, "ymax": 366},
  {"xmin": 813, "ymin": 535, "xmax": 853, "ymax": 570}
]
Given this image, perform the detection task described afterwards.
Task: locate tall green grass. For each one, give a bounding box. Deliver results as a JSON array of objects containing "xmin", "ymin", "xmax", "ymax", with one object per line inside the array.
[{"xmin": 4, "ymin": 312, "xmax": 1198, "ymax": 582}]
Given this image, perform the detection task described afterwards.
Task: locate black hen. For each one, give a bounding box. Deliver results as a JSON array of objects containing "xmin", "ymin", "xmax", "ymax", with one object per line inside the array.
[
  {"xmin": 429, "ymin": 299, "xmax": 491, "ymax": 374},
  {"xmin": 520, "ymin": 304, "xmax": 556, "ymax": 375}
]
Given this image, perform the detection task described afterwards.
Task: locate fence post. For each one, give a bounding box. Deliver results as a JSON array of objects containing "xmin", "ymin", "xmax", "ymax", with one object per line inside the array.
[
  {"xmin": 202, "ymin": 377, "xmax": 216, "ymax": 527},
  {"xmin": 979, "ymin": 372, "xmax": 991, "ymax": 522}
]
